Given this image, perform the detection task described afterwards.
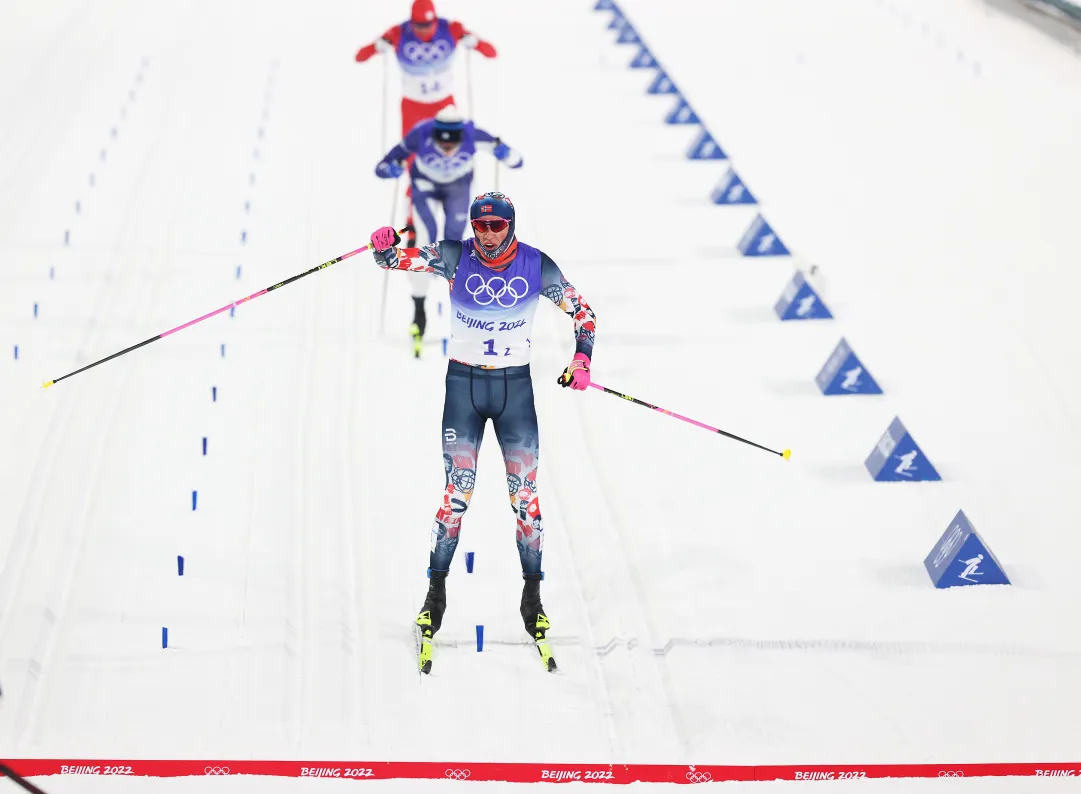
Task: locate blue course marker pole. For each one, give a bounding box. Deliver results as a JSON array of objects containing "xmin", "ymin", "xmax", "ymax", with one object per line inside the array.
[{"xmin": 476, "ymin": 625, "xmax": 484, "ymax": 652}]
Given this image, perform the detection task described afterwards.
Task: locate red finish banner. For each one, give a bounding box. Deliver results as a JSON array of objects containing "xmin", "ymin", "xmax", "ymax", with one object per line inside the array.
[{"xmin": 2, "ymin": 759, "xmax": 1079, "ymax": 783}]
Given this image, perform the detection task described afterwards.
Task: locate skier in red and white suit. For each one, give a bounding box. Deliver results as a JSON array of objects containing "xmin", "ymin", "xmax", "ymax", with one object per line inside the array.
[{"xmin": 354, "ymin": 0, "xmax": 497, "ymax": 138}]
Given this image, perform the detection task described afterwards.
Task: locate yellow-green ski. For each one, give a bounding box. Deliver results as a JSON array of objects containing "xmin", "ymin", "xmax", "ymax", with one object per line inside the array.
[
  {"xmin": 532, "ymin": 614, "xmax": 557, "ymax": 672},
  {"xmin": 409, "ymin": 323, "xmax": 422, "ymax": 359},
  {"xmin": 415, "ymin": 612, "xmax": 435, "ymax": 674}
]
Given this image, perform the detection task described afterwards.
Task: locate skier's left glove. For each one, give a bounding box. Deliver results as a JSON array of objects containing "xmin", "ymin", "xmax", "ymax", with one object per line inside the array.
[
  {"xmin": 493, "ymin": 142, "xmax": 511, "ymax": 161},
  {"xmin": 376, "ymin": 161, "xmax": 404, "ymax": 179},
  {"xmin": 557, "ymin": 353, "xmax": 591, "ymax": 391}
]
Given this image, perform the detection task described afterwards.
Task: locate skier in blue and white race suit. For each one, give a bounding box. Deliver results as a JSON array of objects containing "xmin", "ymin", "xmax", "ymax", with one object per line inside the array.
[
  {"xmin": 368, "ymin": 192, "xmax": 594, "ymax": 673},
  {"xmin": 375, "ymin": 106, "xmax": 522, "ymax": 347}
]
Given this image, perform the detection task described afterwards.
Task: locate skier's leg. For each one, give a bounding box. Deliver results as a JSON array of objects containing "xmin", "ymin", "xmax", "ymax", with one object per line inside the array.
[
  {"xmin": 408, "ymin": 180, "xmax": 440, "ymax": 343},
  {"xmin": 431, "ymin": 362, "xmax": 486, "ymax": 576},
  {"xmin": 492, "ymin": 366, "xmax": 543, "ymax": 576},
  {"xmin": 442, "ymin": 176, "xmax": 472, "ymax": 241}
]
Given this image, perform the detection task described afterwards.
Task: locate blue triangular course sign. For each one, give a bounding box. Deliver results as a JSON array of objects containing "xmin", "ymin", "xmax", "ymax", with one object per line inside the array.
[
  {"xmin": 687, "ymin": 130, "xmax": 726, "ymax": 160},
  {"xmin": 608, "ymin": 13, "xmax": 625, "ymax": 29},
  {"xmin": 594, "ymin": 0, "xmax": 617, "ymax": 10},
  {"xmin": 617, "ymin": 24, "xmax": 640, "ymax": 44},
  {"xmin": 630, "ymin": 47, "xmax": 657, "ymax": 68},
  {"xmin": 924, "ymin": 510, "xmax": 1010, "ymax": 588},
  {"xmin": 665, "ymin": 98, "xmax": 699, "ymax": 124},
  {"xmin": 865, "ymin": 417, "xmax": 941, "ymax": 482},
  {"xmin": 738, "ymin": 213, "xmax": 790, "ymax": 257},
  {"xmin": 710, "ymin": 168, "xmax": 757, "ymax": 205},
  {"xmin": 815, "ymin": 338, "xmax": 882, "ymax": 394},
  {"xmin": 773, "ymin": 271, "xmax": 832, "ymax": 320},
  {"xmin": 647, "ymin": 72, "xmax": 678, "ymax": 94}
]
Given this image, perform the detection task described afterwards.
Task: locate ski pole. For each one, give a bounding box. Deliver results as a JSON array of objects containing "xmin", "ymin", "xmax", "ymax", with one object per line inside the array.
[
  {"xmin": 0, "ymin": 763, "xmax": 50, "ymax": 794},
  {"xmin": 587, "ymin": 382, "xmax": 791, "ymax": 459},
  {"xmin": 42, "ymin": 231, "xmax": 408, "ymax": 389},
  {"xmin": 494, "ymin": 136, "xmax": 501, "ymax": 192},
  {"xmin": 378, "ymin": 173, "xmax": 402, "ymax": 335}
]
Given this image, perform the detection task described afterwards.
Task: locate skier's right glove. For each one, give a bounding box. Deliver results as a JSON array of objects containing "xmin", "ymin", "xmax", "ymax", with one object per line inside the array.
[
  {"xmin": 355, "ymin": 38, "xmax": 393, "ymax": 62},
  {"xmin": 370, "ymin": 226, "xmax": 402, "ymax": 269},
  {"xmin": 370, "ymin": 226, "xmax": 401, "ymax": 252},
  {"xmin": 375, "ymin": 161, "xmax": 404, "ymax": 179}
]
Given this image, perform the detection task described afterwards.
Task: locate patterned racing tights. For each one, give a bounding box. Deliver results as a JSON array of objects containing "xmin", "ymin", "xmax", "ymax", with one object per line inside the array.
[{"xmin": 431, "ymin": 361, "xmax": 543, "ymax": 575}]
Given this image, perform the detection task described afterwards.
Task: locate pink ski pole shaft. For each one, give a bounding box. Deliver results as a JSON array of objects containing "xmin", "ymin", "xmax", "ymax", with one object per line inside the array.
[
  {"xmin": 43, "ymin": 231, "xmax": 407, "ymax": 389},
  {"xmin": 588, "ymin": 382, "xmax": 791, "ymax": 459}
]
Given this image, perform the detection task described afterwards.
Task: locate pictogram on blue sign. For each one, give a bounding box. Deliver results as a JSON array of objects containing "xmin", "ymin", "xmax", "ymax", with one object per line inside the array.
[
  {"xmin": 630, "ymin": 47, "xmax": 657, "ymax": 68},
  {"xmin": 816, "ymin": 338, "xmax": 882, "ymax": 394},
  {"xmin": 924, "ymin": 510, "xmax": 1010, "ymax": 588},
  {"xmin": 665, "ymin": 98, "xmax": 699, "ymax": 125},
  {"xmin": 738, "ymin": 214, "xmax": 790, "ymax": 257},
  {"xmin": 774, "ymin": 271, "xmax": 832, "ymax": 320},
  {"xmin": 865, "ymin": 417, "xmax": 941, "ymax": 481},
  {"xmin": 647, "ymin": 72, "xmax": 678, "ymax": 94},
  {"xmin": 687, "ymin": 130, "xmax": 726, "ymax": 160},
  {"xmin": 710, "ymin": 168, "xmax": 757, "ymax": 204}
]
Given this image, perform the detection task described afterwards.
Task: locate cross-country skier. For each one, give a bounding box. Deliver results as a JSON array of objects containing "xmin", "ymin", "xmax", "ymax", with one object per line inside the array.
[
  {"xmin": 354, "ymin": 0, "xmax": 497, "ymax": 254},
  {"xmin": 375, "ymin": 105, "xmax": 523, "ymax": 356},
  {"xmin": 368, "ymin": 192, "xmax": 597, "ymax": 673},
  {"xmin": 354, "ymin": 0, "xmax": 497, "ymax": 137}
]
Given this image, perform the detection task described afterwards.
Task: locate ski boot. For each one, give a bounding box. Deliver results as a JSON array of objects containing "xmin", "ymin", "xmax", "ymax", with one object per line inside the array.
[
  {"xmin": 521, "ymin": 573, "xmax": 556, "ymax": 672},
  {"xmin": 415, "ymin": 570, "xmax": 447, "ymax": 674},
  {"xmin": 409, "ymin": 296, "xmax": 426, "ymax": 359}
]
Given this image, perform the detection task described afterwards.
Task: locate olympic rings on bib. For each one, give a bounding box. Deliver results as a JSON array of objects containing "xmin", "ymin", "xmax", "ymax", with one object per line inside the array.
[
  {"xmin": 465, "ymin": 274, "xmax": 529, "ymax": 308},
  {"xmin": 402, "ymin": 40, "xmax": 452, "ymax": 64}
]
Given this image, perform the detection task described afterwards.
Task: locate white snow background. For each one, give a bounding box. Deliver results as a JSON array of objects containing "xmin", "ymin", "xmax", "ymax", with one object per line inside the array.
[{"xmin": 2, "ymin": 0, "xmax": 1081, "ymax": 790}]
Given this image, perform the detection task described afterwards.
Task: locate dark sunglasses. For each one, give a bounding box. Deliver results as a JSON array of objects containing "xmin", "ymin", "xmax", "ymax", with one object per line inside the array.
[{"xmin": 472, "ymin": 218, "xmax": 509, "ymax": 233}]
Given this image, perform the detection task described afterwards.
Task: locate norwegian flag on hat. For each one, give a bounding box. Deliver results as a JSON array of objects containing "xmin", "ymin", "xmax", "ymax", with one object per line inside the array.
[{"xmin": 411, "ymin": 0, "xmax": 436, "ymax": 23}]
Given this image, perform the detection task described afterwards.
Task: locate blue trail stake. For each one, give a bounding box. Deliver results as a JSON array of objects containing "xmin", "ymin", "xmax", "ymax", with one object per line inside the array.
[
  {"xmin": 192, "ymin": 490, "xmax": 198, "ymax": 510},
  {"xmin": 75, "ymin": 200, "xmax": 81, "ymax": 214},
  {"xmin": 230, "ymin": 306, "xmax": 235, "ymax": 318},
  {"xmin": 212, "ymin": 386, "xmax": 217, "ymax": 402},
  {"xmin": 236, "ymin": 265, "xmax": 242, "ymax": 279},
  {"xmin": 202, "ymin": 437, "xmax": 207, "ymax": 456},
  {"xmin": 49, "ymin": 266, "xmax": 55, "ymax": 280},
  {"xmin": 240, "ymin": 230, "xmax": 247, "ymax": 244},
  {"xmin": 14, "ymin": 345, "xmax": 18, "ymax": 360},
  {"xmin": 476, "ymin": 625, "xmax": 484, "ymax": 652},
  {"xmin": 244, "ymin": 200, "xmax": 250, "ymax": 213},
  {"xmin": 465, "ymin": 551, "xmax": 475, "ymax": 573},
  {"xmin": 177, "ymin": 556, "xmax": 185, "ymax": 576},
  {"xmin": 442, "ymin": 338, "xmax": 448, "ymax": 357},
  {"xmin": 33, "ymin": 303, "xmax": 38, "ymax": 318},
  {"xmin": 220, "ymin": 343, "xmax": 225, "ymax": 358},
  {"xmin": 162, "ymin": 627, "xmax": 168, "ymax": 648},
  {"xmin": 64, "ymin": 230, "xmax": 70, "ymax": 246},
  {"xmin": 89, "ymin": 173, "xmax": 95, "ymax": 187}
]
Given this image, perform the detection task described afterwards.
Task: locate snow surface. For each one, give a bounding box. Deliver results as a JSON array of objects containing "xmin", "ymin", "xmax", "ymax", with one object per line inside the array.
[{"xmin": 2, "ymin": 0, "xmax": 1081, "ymax": 789}]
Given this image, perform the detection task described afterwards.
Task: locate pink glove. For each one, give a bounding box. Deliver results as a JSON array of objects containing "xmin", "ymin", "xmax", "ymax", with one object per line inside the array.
[
  {"xmin": 370, "ymin": 226, "xmax": 400, "ymax": 252},
  {"xmin": 558, "ymin": 353, "xmax": 591, "ymax": 391}
]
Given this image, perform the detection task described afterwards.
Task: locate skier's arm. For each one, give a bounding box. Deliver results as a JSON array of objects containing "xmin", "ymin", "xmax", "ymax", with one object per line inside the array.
[
  {"xmin": 540, "ymin": 254, "xmax": 596, "ymax": 360},
  {"xmin": 372, "ymin": 236, "xmax": 462, "ymax": 282},
  {"xmin": 355, "ymin": 25, "xmax": 401, "ymax": 62},
  {"xmin": 449, "ymin": 21, "xmax": 497, "ymax": 57},
  {"xmin": 378, "ymin": 142, "xmax": 415, "ymax": 180},
  {"xmin": 473, "ymin": 126, "xmax": 523, "ymax": 169}
]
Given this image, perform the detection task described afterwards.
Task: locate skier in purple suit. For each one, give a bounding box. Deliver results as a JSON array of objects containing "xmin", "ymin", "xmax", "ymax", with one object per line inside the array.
[{"xmin": 368, "ymin": 192, "xmax": 596, "ymax": 673}]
